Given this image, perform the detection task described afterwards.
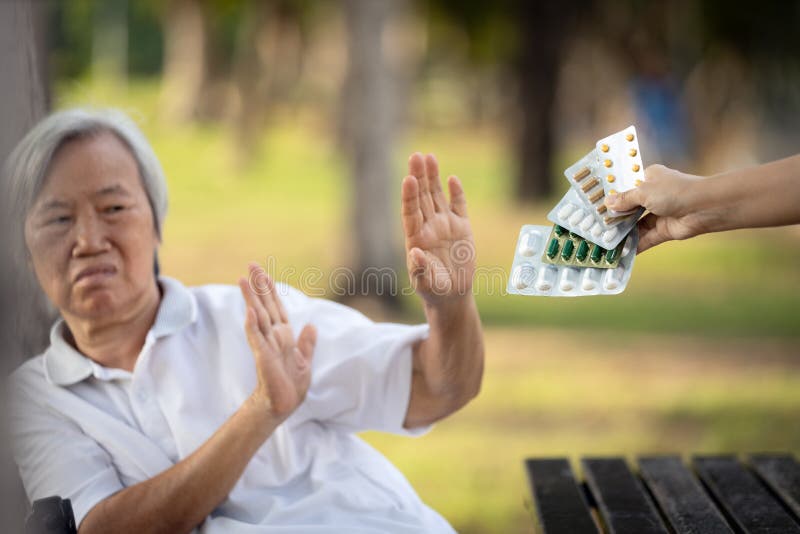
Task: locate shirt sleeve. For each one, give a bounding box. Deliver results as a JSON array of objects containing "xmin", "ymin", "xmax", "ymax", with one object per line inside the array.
[
  {"xmin": 9, "ymin": 368, "xmax": 124, "ymax": 529},
  {"xmin": 281, "ymin": 286, "xmax": 432, "ymax": 436}
]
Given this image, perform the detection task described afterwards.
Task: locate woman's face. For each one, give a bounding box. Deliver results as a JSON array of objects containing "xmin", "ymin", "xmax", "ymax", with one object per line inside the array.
[{"xmin": 24, "ymin": 131, "xmax": 160, "ymax": 322}]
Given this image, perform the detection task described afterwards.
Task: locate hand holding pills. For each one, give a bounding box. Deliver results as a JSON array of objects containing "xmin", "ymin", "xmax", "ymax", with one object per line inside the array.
[
  {"xmin": 603, "ymin": 164, "xmax": 709, "ymax": 253},
  {"xmin": 509, "ymin": 126, "xmax": 644, "ymax": 297},
  {"xmin": 605, "ymin": 154, "xmax": 800, "ymax": 253}
]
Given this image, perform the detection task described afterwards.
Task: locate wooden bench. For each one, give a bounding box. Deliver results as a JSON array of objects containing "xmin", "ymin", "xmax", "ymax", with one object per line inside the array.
[{"xmin": 525, "ymin": 454, "xmax": 800, "ymax": 533}]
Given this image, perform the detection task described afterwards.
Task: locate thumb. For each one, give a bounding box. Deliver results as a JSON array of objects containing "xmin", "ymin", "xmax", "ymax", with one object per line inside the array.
[
  {"xmin": 605, "ymin": 187, "xmax": 646, "ymax": 212},
  {"xmin": 296, "ymin": 324, "xmax": 317, "ymax": 365},
  {"xmin": 408, "ymin": 247, "xmax": 427, "ymax": 279}
]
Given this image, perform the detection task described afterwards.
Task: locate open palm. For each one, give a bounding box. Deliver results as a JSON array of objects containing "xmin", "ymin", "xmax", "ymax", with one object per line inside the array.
[
  {"xmin": 401, "ymin": 153, "xmax": 476, "ymax": 304},
  {"xmin": 239, "ymin": 263, "xmax": 316, "ymax": 420}
]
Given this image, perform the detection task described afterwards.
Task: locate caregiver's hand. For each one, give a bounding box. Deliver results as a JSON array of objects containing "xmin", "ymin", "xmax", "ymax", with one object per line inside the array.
[
  {"xmin": 604, "ymin": 155, "xmax": 800, "ymax": 253},
  {"xmin": 604, "ymin": 164, "xmax": 709, "ymax": 253},
  {"xmin": 239, "ymin": 263, "xmax": 316, "ymax": 422}
]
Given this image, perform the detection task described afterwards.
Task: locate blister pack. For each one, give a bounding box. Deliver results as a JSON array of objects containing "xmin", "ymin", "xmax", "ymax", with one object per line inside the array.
[
  {"xmin": 596, "ymin": 125, "xmax": 644, "ymax": 198},
  {"xmin": 541, "ymin": 224, "xmax": 627, "ymax": 269},
  {"xmin": 507, "ymin": 224, "xmax": 638, "ymax": 297},
  {"xmin": 563, "ymin": 149, "xmax": 610, "ymax": 220},
  {"xmin": 547, "ymin": 187, "xmax": 636, "ymax": 250}
]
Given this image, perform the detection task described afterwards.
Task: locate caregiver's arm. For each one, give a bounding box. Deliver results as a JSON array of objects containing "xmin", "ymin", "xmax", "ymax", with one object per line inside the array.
[
  {"xmin": 401, "ymin": 153, "xmax": 485, "ymax": 429},
  {"xmin": 80, "ymin": 266, "xmax": 316, "ymax": 534},
  {"xmin": 604, "ymin": 154, "xmax": 800, "ymax": 252}
]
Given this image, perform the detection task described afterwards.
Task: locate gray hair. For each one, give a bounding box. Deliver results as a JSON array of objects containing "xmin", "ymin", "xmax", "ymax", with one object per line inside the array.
[{"xmin": 4, "ymin": 107, "xmax": 169, "ymax": 249}]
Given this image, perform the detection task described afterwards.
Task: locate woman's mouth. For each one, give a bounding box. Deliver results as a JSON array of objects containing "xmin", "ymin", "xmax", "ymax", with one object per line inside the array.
[{"xmin": 74, "ymin": 265, "xmax": 118, "ymax": 286}]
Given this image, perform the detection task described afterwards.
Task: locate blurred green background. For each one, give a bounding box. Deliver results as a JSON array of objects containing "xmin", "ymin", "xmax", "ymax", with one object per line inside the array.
[{"xmin": 13, "ymin": 0, "xmax": 800, "ymax": 532}]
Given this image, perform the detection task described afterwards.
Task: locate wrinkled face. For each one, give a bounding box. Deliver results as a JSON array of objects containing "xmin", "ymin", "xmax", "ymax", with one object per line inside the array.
[{"xmin": 24, "ymin": 131, "xmax": 160, "ymax": 321}]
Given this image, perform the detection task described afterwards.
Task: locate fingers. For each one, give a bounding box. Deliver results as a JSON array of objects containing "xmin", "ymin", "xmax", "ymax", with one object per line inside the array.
[
  {"xmin": 636, "ymin": 213, "xmax": 666, "ymax": 253},
  {"xmin": 447, "ymin": 175, "xmax": 468, "ymax": 217},
  {"xmin": 644, "ymin": 163, "xmax": 670, "ymax": 181},
  {"xmin": 408, "ymin": 152, "xmax": 469, "ymax": 221},
  {"xmin": 605, "ymin": 186, "xmax": 646, "ymax": 212},
  {"xmin": 408, "ymin": 152, "xmax": 434, "ymax": 219},
  {"xmin": 296, "ymin": 324, "xmax": 317, "ymax": 366},
  {"xmin": 248, "ymin": 263, "xmax": 284, "ymax": 325},
  {"xmin": 401, "ymin": 175, "xmax": 423, "ymax": 237},
  {"xmin": 244, "ymin": 307, "xmax": 269, "ymax": 354},
  {"xmin": 424, "ymin": 153, "xmax": 447, "ymax": 212},
  {"xmin": 239, "ymin": 277, "xmax": 271, "ymax": 339}
]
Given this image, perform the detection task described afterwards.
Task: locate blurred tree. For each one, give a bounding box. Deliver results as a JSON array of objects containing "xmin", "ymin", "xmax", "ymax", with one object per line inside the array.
[
  {"xmin": 0, "ymin": 1, "xmax": 51, "ymax": 528},
  {"xmin": 159, "ymin": 0, "xmax": 208, "ymax": 124},
  {"xmin": 49, "ymin": 0, "xmax": 162, "ymax": 80},
  {"xmin": 227, "ymin": 0, "xmax": 307, "ymax": 168},
  {"xmin": 513, "ymin": 0, "xmax": 587, "ymax": 200},
  {"xmin": 341, "ymin": 0, "xmax": 405, "ymax": 306},
  {"xmin": 0, "ymin": 0, "xmax": 52, "ymax": 375},
  {"xmin": 91, "ymin": 0, "xmax": 128, "ymax": 84},
  {"xmin": 426, "ymin": 0, "xmax": 585, "ymax": 201}
]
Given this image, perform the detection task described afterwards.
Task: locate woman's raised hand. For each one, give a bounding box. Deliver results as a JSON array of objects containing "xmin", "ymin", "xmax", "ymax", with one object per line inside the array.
[
  {"xmin": 401, "ymin": 153, "xmax": 476, "ymax": 305},
  {"xmin": 239, "ymin": 263, "xmax": 316, "ymax": 422}
]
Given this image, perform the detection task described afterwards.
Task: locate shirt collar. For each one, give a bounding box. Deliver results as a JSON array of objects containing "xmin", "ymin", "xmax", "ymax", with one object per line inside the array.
[{"xmin": 43, "ymin": 275, "xmax": 198, "ymax": 386}]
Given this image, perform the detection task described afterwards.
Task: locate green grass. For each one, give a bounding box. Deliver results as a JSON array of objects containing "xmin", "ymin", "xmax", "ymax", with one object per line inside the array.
[
  {"xmin": 362, "ymin": 329, "xmax": 800, "ymax": 533},
  {"xmin": 55, "ymin": 78, "xmax": 800, "ymax": 532}
]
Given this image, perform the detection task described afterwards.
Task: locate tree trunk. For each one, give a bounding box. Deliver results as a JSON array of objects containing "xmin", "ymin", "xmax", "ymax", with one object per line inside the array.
[
  {"xmin": 92, "ymin": 0, "xmax": 128, "ymax": 83},
  {"xmin": 0, "ymin": 1, "xmax": 50, "ymax": 526},
  {"xmin": 227, "ymin": 0, "xmax": 274, "ymax": 169},
  {"xmin": 226, "ymin": 1, "xmax": 306, "ymax": 169},
  {"xmin": 515, "ymin": 1, "xmax": 583, "ymax": 201},
  {"xmin": 341, "ymin": 0, "xmax": 402, "ymax": 307},
  {"xmin": 159, "ymin": 0, "xmax": 208, "ymax": 124}
]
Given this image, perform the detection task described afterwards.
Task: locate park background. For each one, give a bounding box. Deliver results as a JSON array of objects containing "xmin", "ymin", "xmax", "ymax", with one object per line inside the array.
[{"xmin": 1, "ymin": 1, "xmax": 799, "ymax": 532}]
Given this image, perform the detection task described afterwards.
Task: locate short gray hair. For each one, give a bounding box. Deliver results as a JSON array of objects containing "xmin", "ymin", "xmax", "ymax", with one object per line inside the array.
[{"xmin": 4, "ymin": 107, "xmax": 169, "ymax": 247}]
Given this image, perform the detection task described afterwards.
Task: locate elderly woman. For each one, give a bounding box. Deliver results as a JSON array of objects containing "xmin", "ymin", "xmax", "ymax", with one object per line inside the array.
[{"xmin": 7, "ymin": 109, "xmax": 484, "ymax": 533}]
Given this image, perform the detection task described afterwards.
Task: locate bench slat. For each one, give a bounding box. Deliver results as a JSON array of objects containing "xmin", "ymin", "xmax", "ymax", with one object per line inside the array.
[
  {"xmin": 524, "ymin": 458, "xmax": 599, "ymax": 534},
  {"xmin": 638, "ymin": 456, "xmax": 733, "ymax": 534},
  {"xmin": 693, "ymin": 455, "xmax": 800, "ymax": 533},
  {"xmin": 749, "ymin": 453, "xmax": 800, "ymax": 520},
  {"xmin": 582, "ymin": 457, "xmax": 669, "ymax": 534}
]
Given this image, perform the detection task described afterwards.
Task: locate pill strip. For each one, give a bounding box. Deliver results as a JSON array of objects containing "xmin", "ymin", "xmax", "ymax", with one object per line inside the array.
[
  {"xmin": 547, "ymin": 187, "xmax": 635, "ymax": 250},
  {"xmin": 564, "ymin": 149, "xmax": 610, "ymax": 220},
  {"xmin": 507, "ymin": 224, "xmax": 639, "ymax": 298},
  {"xmin": 596, "ymin": 125, "xmax": 645, "ymax": 201},
  {"xmin": 540, "ymin": 224, "xmax": 626, "ymax": 269}
]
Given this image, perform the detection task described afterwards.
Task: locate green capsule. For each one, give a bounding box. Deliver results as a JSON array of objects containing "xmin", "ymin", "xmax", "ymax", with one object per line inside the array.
[
  {"xmin": 606, "ymin": 246, "xmax": 619, "ymax": 263},
  {"xmin": 554, "ymin": 225, "xmax": 566, "ymax": 236},
  {"xmin": 569, "ymin": 231, "xmax": 580, "ymax": 239},
  {"xmin": 561, "ymin": 239, "xmax": 575, "ymax": 261},
  {"xmin": 590, "ymin": 244, "xmax": 604, "ymax": 263},
  {"xmin": 546, "ymin": 238, "xmax": 559, "ymax": 259},
  {"xmin": 576, "ymin": 240, "xmax": 590, "ymax": 261}
]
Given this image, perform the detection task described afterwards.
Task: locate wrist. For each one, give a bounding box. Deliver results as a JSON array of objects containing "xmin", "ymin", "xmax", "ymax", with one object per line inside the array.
[
  {"xmin": 423, "ymin": 293, "xmax": 478, "ymax": 333},
  {"xmin": 685, "ymin": 173, "xmax": 740, "ymax": 236},
  {"xmin": 242, "ymin": 392, "xmax": 282, "ymax": 437}
]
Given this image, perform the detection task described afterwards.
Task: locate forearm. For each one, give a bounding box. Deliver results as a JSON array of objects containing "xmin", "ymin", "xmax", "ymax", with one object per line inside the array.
[
  {"xmin": 407, "ymin": 294, "xmax": 484, "ymax": 426},
  {"xmin": 691, "ymin": 154, "xmax": 800, "ymax": 233},
  {"xmin": 80, "ymin": 395, "xmax": 277, "ymax": 534}
]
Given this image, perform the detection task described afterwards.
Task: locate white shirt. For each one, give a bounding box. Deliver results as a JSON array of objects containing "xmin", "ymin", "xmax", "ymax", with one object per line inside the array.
[{"xmin": 9, "ymin": 276, "xmax": 455, "ymax": 533}]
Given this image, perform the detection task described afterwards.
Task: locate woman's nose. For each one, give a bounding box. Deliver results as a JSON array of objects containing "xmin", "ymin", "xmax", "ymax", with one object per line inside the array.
[{"xmin": 73, "ymin": 213, "xmax": 110, "ymax": 256}]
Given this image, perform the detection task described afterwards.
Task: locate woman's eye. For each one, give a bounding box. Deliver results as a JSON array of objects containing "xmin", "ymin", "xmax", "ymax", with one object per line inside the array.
[
  {"xmin": 48, "ymin": 215, "xmax": 71, "ymax": 225},
  {"xmin": 104, "ymin": 205, "xmax": 125, "ymax": 214}
]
